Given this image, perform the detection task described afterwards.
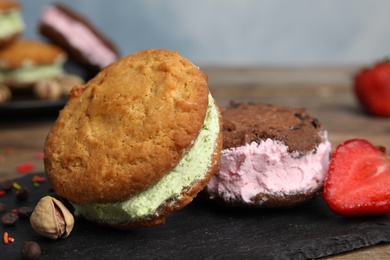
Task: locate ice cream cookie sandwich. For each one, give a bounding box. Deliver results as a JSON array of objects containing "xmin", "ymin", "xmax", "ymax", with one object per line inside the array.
[
  {"xmin": 39, "ymin": 3, "xmax": 120, "ymax": 72},
  {"xmin": 0, "ymin": 39, "xmax": 66, "ymax": 89},
  {"xmin": 44, "ymin": 49, "xmax": 222, "ymax": 229},
  {"xmin": 0, "ymin": 1, "xmax": 24, "ymax": 48},
  {"xmin": 204, "ymin": 102, "xmax": 331, "ymax": 208}
]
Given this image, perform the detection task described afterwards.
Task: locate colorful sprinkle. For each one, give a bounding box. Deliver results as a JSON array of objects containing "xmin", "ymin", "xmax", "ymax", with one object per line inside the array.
[
  {"xmin": 32, "ymin": 175, "xmax": 46, "ymax": 183},
  {"xmin": 3, "ymin": 232, "xmax": 9, "ymax": 244},
  {"xmin": 16, "ymin": 163, "xmax": 34, "ymax": 174},
  {"xmin": 34, "ymin": 153, "xmax": 44, "ymax": 160},
  {"xmin": 12, "ymin": 182, "xmax": 21, "ymax": 190},
  {"xmin": 2, "ymin": 232, "xmax": 14, "ymax": 244}
]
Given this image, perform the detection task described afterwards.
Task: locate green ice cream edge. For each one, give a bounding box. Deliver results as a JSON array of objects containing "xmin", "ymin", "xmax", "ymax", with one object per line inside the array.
[
  {"xmin": 0, "ymin": 9, "xmax": 24, "ymax": 38},
  {"xmin": 73, "ymin": 92, "xmax": 220, "ymax": 224},
  {"xmin": 0, "ymin": 57, "xmax": 65, "ymax": 84}
]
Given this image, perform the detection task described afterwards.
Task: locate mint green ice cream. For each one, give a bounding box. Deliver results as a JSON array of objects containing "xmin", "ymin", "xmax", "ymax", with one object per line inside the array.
[
  {"xmin": 0, "ymin": 58, "xmax": 65, "ymax": 84},
  {"xmin": 0, "ymin": 9, "xmax": 24, "ymax": 38},
  {"xmin": 73, "ymin": 93, "xmax": 220, "ymax": 225}
]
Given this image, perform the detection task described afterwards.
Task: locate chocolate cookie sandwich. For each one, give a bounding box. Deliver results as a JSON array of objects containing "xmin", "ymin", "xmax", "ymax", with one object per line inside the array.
[
  {"xmin": 204, "ymin": 102, "xmax": 331, "ymax": 208},
  {"xmin": 0, "ymin": 39, "xmax": 66, "ymax": 89},
  {"xmin": 39, "ymin": 3, "xmax": 120, "ymax": 72},
  {"xmin": 44, "ymin": 49, "xmax": 223, "ymax": 230},
  {"xmin": 0, "ymin": 1, "xmax": 24, "ymax": 48}
]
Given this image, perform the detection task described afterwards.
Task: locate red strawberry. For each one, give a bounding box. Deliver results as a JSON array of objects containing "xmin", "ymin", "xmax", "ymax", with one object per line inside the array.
[
  {"xmin": 354, "ymin": 61, "xmax": 390, "ymax": 116},
  {"xmin": 323, "ymin": 139, "xmax": 390, "ymax": 217}
]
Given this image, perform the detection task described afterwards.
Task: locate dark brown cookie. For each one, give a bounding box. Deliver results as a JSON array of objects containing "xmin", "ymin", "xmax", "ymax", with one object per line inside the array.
[{"xmin": 222, "ymin": 102, "xmax": 323, "ymax": 153}]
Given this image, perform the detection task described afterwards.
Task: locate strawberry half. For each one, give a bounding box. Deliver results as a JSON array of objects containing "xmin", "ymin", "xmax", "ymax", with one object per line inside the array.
[
  {"xmin": 323, "ymin": 139, "xmax": 390, "ymax": 217},
  {"xmin": 354, "ymin": 61, "xmax": 390, "ymax": 117}
]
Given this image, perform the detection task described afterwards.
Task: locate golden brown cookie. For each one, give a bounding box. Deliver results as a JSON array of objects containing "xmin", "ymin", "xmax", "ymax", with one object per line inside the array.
[
  {"xmin": 0, "ymin": 40, "xmax": 64, "ymax": 69},
  {"xmin": 0, "ymin": 1, "xmax": 20, "ymax": 9}
]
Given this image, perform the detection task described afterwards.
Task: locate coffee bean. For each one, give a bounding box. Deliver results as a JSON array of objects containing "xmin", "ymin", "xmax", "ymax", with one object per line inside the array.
[
  {"xmin": 17, "ymin": 207, "xmax": 34, "ymax": 218},
  {"xmin": 2, "ymin": 212, "xmax": 19, "ymax": 226},
  {"xmin": 0, "ymin": 180, "xmax": 13, "ymax": 191},
  {"xmin": 21, "ymin": 241, "xmax": 41, "ymax": 260},
  {"xmin": 0, "ymin": 202, "xmax": 6, "ymax": 213},
  {"xmin": 16, "ymin": 188, "xmax": 30, "ymax": 201}
]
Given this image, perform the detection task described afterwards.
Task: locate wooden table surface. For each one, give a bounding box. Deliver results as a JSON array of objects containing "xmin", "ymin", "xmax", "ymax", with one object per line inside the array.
[{"xmin": 1, "ymin": 66, "xmax": 390, "ymax": 259}]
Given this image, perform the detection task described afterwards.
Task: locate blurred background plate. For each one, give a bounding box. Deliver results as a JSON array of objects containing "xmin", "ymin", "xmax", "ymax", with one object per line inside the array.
[
  {"xmin": 0, "ymin": 97, "xmax": 67, "ymax": 117},
  {"xmin": 0, "ymin": 59, "xmax": 94, "ymax": 118}
]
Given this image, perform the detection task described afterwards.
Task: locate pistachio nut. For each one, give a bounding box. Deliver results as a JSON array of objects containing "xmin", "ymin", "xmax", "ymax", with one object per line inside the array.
[
  {"xmin": 30, "ymin": 196, "xmax": 74, "ymax": 239},
  {"xmin": 56, "ymin": 73, "xmax": 85, "ymax": 95},
  {"xmin": 33, "ymin": 78, "xmax": 63, "ymax": 100}
]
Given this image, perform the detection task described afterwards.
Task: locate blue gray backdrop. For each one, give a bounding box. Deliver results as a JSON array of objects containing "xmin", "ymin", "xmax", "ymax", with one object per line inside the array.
[{"xmin": 18, "ymin": 0, "xmax": 390, "ymax": 66}]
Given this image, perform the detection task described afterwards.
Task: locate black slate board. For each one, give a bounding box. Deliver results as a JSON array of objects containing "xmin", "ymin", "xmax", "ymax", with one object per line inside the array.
[{"xmin": 1, "ymin": 174, "xmax": 390, "ymax": 259}]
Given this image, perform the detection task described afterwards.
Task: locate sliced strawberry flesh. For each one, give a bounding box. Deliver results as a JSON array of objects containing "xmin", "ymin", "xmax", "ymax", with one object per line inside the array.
[{"xmin": 323, "ymin": 139, "xmax": 390, "ymax": 216}]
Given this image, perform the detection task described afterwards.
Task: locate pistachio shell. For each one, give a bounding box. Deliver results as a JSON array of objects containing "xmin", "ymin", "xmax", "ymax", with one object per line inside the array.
[
  {"xmin": 30, "ymin": 196, "xmax": 74, "ymax": 239},
  {"xmin": 52, "ymin": 196, "xmax": 74, "ymax": 238}
]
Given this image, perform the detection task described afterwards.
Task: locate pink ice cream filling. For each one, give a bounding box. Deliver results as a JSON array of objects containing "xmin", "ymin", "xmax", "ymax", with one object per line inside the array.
[
  {"xmin": 206, "ymin": 133, "xmax": 331, "ymax": 203},
  {"xmin": 41, "ymin": 6, "xmax": 118, "ymax": 68}
]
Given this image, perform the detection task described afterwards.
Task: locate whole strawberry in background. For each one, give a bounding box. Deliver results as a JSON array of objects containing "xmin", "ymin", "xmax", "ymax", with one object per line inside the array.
[
  {"xmin": 323, "ymin": 139, "xmax": 390, "ymax": 217},
  {"xmin": 354, "ymin": 61, "xmax": 390, "ymax": 117}
]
